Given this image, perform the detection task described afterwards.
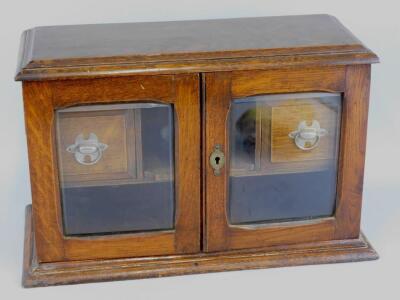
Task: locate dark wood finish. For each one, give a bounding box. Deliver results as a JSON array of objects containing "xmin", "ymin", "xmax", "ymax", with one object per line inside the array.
[
  {"xmin": 204, "ymin": 66, "xmax": 369, "ymax": 252},
  {"xmin": 15, "ymin": 15, "xmax": 378, "ymax": 80},
  {"xmin": 23, "ymin": 74, "xmax": 201, "ymax": 262},
  {"xmin": 23, "ymin": 205, "xmax": 378, "ymax": 287}
]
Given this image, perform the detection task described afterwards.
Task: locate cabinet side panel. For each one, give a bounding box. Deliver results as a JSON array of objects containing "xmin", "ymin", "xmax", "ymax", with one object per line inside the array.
[
  {"xmin": 23, "ymin": 81, "xmax": 65, "ymax": 262},
  {"xmin": 335, "ymin": 64, "xmax": 371, "ymax": 239}
]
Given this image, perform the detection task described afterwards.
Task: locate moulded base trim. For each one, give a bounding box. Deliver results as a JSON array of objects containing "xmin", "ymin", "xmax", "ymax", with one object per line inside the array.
[{"xmin": 22, "ymin": 205, "xmax": 378, "ymax": 287}]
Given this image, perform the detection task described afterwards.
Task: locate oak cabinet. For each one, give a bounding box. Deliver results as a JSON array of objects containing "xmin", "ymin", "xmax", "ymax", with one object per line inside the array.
[{"xmin": 16, "ymin": 14, "xmax": 379, "ymax": 287}]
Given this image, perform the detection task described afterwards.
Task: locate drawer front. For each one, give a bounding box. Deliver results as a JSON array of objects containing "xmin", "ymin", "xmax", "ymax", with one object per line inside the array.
[
  {"xmin": 270, "ymin": 100, "xmax": 340, "ymax": 163},
  {"xmin": 57, "ymin": 109, "xmax": 136, "ymax": 186},
  {"xmin": 230, "ymin": 94, "xmax": 342, "ymax": 176}
]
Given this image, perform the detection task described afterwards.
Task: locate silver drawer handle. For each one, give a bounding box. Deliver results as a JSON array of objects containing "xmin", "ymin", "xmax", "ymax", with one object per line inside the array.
[
  {"xmin": 288, "ymin": 120, "xmax": 327, "ymax": 151},
  {"xmin": 66, "ymin": 133, "xmax": 108, "ymax": 165}
]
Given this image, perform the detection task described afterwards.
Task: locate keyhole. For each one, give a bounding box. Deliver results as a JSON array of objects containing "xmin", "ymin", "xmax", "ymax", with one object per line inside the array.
[{"xmin": 210, "ymin": 145, "xmax": 225, "ymax": 176}]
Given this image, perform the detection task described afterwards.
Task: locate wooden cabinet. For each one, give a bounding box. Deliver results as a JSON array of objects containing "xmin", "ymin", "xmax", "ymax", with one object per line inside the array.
[{"xmin": 16, "ymin": 15, "xmax": 379, "ymax": 287}]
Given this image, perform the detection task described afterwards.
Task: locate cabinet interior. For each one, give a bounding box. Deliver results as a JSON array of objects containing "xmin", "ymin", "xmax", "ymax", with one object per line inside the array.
[
  {"xmin": 228, "ymin": 92, "xmax": 342, "ymax": 225},
  {"xmin": 56, "ymin": 103, "xmax": 175, "ymax": 236}
]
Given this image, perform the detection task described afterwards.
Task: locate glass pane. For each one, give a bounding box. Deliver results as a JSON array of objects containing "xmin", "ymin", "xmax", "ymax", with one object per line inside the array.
[
  {"xmin": 229, "ymin": 93, "xmax": 341, "ymax": 224},
  {"xmin": 56, "ymin": 103, "xmax": 175, "ymax": 236}
]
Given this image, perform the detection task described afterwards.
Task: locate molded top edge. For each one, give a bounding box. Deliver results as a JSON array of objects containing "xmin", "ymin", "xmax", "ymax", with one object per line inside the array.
[{"xmin": 15, "ymin": 14, "xmax": 379, "ymax": 81}]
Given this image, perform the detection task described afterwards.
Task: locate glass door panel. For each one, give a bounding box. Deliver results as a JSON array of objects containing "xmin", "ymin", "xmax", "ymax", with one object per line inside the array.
[
  {"xmin": 56, "ymin": 103, "xmax": 175, "ymax": 236},
  {"xmin": 229, "ymin": 93, "xmax": 341, "ymax": 225}
]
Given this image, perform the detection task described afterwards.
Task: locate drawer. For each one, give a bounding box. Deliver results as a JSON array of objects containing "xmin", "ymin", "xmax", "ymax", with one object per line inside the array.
[
  {"xmin": 270, "ymin": 99, "xmax": 340, "ymax": 163},
  {"xmin": 56, "ymin": 109, "xmax": 137, "ymax": 187}
]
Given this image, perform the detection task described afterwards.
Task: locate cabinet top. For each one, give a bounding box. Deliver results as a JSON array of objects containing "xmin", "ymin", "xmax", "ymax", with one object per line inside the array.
[{"xmin": 15, "ymin": 14, "xmax": 378, "ymax": 81}]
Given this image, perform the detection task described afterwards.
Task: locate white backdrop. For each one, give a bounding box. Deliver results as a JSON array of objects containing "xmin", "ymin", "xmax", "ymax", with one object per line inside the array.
[{"xmin": 0, "ymin": 0, "xmax": 399, "ymax": 298}]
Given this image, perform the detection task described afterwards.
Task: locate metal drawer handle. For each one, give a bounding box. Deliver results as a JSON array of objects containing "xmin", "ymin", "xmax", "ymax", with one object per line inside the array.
[
  {"xmin": 66, "ymin": 133, "xmax": 108, "ymax": 165},
  {"xmin": 288, "ymin": 120, "xmax": 327, "ymax": 151}
]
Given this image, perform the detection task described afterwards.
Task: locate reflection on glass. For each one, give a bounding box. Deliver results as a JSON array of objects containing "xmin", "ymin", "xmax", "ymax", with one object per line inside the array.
[
  {"xmin": 56, "ymin": 103, "xmax": 175, "ymax": 236},
  {"xmin": 229, "ymin": 93, "xmax": 341, "ymax": 224},
  {"xmin": 230, "ymin": 102, "xmax": 257, "ymax": 172}
]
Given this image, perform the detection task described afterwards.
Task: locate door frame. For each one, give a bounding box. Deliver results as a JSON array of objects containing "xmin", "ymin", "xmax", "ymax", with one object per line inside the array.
[
  {"xmin": 204, "ymin": 65, "xmax": 370, "ymax": 252},
  {"xmin": 23, "ymin": 74, "xmax": 201, "ymax": 262}
]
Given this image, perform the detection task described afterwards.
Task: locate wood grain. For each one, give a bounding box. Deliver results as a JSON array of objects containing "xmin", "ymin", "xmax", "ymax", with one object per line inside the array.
[
  {"xmin": 334, "ymin": 65, "xmax": 371, "ymax": 239},
  {"xmin": 23, "ymin": 81, "xmax": 65, "ymax": 262},
  {"xmin": 15, "ymin": 15, "xmax": 378, "ymax": 81},
  {"xmin": 18, "ymin": 14, "xmax": 378, "ymax": 287},
  {"xmin": 15, "ymin": 52, "xmax": 378, "ymax": 81},
  {"xmin": 18, "ymin": 15, "xmax": 367, "ymax": 68},
  {"xmin": 22, "ymin": 74, "xmax": 201, "ymax": 262},
  {"xmin": 270, "ymin": 100, "xmax": 339, "ymax": 163},
  {"xmin": 51, "ymin": 76, "xmax": 174, "ymax": 108},
  {"xmin": 57, "ymin": 109, "xmax": 136, "ymax": 187},
  {"xmin": 204, "ymin": 72, "xmax": 232, "ymax": 252},
  {"xmin": 23, "ymin": 205, "xmax": 378, "ymax": 288},
  {"xmin": 230, "ymin": 67, "xmax": 345, "ymax": 174},
  {"xmin": 174, "ymin": 73, "xmax": 201, "ymax": 253},
  {"xmin": 205, "ymin": 67, "xmax": 345, "ymax": 252},
  {"xmin": 231, "ymin": 66, "xmax": 346, "ymax": 98}
]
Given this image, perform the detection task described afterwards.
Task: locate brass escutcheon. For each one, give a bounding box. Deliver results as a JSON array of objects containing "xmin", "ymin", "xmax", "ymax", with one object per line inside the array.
[{"xmin": 209, "ymin": 144, "xmax": 225, "ymax": 176}]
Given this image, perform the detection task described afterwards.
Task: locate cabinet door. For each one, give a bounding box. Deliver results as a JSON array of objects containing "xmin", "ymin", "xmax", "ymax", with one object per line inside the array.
[
  {"xmin": 204, "ymin": 66, "xmax": 370, "ymax": 252},
  {"xmin": 24, "ymin": 74, "xmax": 200, "ymax": 262}
]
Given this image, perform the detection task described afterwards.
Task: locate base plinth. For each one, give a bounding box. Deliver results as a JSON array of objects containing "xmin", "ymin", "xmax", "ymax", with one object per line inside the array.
[{"xmin": 22, "ymin": 205, "xmax": 378, "ymax": 287}]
